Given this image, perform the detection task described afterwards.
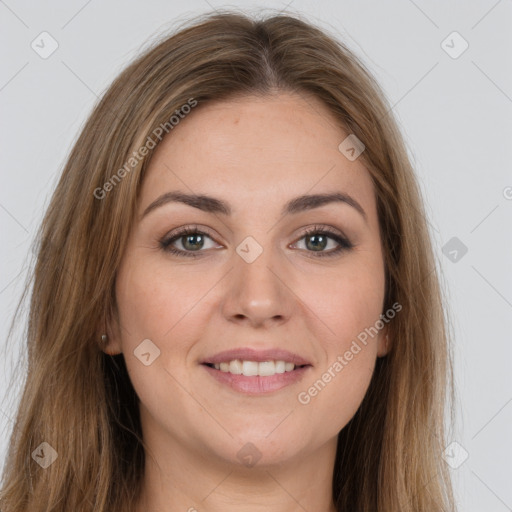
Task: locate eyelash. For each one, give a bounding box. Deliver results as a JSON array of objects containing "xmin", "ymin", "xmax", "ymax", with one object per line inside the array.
[{"xmin": 159, "ymin": 224, "xmax": 353, "ymax": 259}]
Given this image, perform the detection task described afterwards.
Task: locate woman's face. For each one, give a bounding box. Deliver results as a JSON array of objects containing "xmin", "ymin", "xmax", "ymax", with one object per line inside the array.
[{"xmin": 109, "ymin": 92, "xmax": 389, "ymax": 468}]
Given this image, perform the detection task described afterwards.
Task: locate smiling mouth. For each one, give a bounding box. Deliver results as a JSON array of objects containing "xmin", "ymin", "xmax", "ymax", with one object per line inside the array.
[{"xmin": 202, "ymin": 360, "xmax": 311, "ymax": 377}]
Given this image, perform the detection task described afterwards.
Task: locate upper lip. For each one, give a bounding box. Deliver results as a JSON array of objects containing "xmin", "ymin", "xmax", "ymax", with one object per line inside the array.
[{"xmin": 201, "ymin": 348, "xmax": 312, "ymax": 366}]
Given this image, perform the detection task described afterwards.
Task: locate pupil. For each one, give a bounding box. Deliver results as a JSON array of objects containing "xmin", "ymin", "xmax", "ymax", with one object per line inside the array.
[
  {"xmin": 183, "ymin": 234, "xmax": 203, "ymax": 250},
  {"xmin": 306, "ymin": 234, "xmax": 327, "ymax": 251}
]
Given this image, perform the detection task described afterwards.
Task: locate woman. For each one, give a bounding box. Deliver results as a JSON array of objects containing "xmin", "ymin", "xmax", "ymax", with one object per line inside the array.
[{"xmin": 0, "ymin": 10, "xmax": 457, "ymax": 511}]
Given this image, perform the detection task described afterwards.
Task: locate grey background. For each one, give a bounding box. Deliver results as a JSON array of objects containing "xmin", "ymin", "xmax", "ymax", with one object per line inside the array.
[{"xmin": 1, "ymin": 1, "xmax": 511, "ymax": 510}]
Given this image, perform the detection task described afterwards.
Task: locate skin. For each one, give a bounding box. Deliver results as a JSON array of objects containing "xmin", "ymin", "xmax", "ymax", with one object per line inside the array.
[{"xmin": 104, "ymin": 91, "xmax": 390, "ymax": 512}]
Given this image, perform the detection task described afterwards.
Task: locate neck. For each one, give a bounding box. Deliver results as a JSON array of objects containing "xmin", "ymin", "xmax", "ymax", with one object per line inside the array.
[{"xmin": 134, "ymin": 429, "xmax": 338, "ymax": 512}]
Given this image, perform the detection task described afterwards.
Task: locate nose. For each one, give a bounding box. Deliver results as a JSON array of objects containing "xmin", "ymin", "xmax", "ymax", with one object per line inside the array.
[{"xmin": 221, "ymin": 241, "xmax": 293, "ymax": 328}]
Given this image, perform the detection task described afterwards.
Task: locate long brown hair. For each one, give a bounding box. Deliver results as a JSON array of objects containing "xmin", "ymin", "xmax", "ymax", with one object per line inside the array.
[{"xmin": 0, "ymin": 9, "xmax": 457, "ymax": 511}]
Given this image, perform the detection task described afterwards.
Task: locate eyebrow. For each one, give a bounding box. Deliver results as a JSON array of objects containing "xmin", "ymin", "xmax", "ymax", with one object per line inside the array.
[{"xmin": 141, "ymin": 191, "xmax": 367, "ymax": 222}]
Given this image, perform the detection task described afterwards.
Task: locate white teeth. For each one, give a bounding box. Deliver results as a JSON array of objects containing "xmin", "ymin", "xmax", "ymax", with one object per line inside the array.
[
  {"xmin": 229, "ymin": 359, "xmax": 243, "ymax": 374},
  {"xmin": 258, "ymin": 361, "xmax": 275, "ymax": 377},
  {"xmin": 211, "ymin": 359, "xmax": 298, "ymax": 376},
  {"xmin": 275, "ymin": 360, "xmax": 286, "ymax": 374},
  {"xmin": 242, "ymin": 360, "xmax": 259, "ymax": 376}
]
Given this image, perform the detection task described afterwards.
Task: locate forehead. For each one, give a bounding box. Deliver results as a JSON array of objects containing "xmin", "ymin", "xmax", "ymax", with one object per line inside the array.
[{"xmin": 140, "ymin": 92, "xmax": 376, "ymax": 219}]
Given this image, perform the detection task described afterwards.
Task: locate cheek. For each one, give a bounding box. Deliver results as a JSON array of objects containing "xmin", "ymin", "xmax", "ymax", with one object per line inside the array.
[
  {"xmin": 115, "ymin": 256, "xmax": 209, "ymax": 341},
  {"xmin": 296, "ymin": 292, "xmax": 379, "ymax": 436},
  {"xmin": 298, "ymin": 251, "xmax": 386, "ymax": 351},
  {"xmin": 292, "ymin": 255, "xmax": 384, "ymax": 428},
  {"xmin": 114, "ymin": 256, "xmax": 218, "ymax": 390},
  {"xmin": 298, "ymin": 357, "xmax": 375, "ymax": 439}
]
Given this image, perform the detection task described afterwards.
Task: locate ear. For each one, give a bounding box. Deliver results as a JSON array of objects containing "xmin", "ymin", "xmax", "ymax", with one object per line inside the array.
[
  {"xmin": 99, "ymin": 331, "xmax": 123, "ymax": 356},
  {"xmin": 376, "ymin": 327, "xmax": 391, "ymax": 358},
  {"xmin": 98, "ymin": 304, "xmax": 123, "ymax": 356}
]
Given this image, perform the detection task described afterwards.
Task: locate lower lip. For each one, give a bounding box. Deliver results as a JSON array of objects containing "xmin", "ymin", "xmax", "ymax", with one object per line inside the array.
[{"xmin": 202, "ymin": 364, "xmax": 311, "ymax": 394}]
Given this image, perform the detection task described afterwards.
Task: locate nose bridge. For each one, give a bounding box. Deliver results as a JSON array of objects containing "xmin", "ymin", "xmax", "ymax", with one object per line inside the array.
[{"xmin": 224, "ymin": 233, "xmax": 290, "ymax": 325}]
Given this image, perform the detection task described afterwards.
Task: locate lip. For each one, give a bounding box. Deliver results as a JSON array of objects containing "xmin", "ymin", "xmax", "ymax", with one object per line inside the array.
[
  {"xmin": 200, "ymin": 347, "xmax": 313, "ymax": 395},
  {"xmin": 200, "ymin": 347, "xmax": 312, "ymax": 366},
  {"xmin": 202, "ymin": 364, "xmax": 311, "ymax": 394}
]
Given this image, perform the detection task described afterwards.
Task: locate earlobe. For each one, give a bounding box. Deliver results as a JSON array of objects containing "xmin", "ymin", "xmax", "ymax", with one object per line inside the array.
[
  {"xmin": 377, "ymin": 332, "xmax": 391, "ymax": 358},
  {"xmin": 98, "ymin": 332, "xmax": 123, "ymax": 356},
  {"xmin": 98, "ymin": 305, "xmax": 123, "ymax": 355}
]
